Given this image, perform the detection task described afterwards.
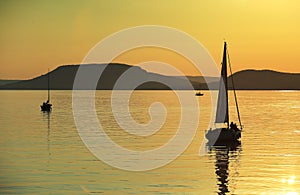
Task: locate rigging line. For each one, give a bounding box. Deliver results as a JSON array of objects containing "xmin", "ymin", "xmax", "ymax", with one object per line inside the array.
[{"xmin": 227, "ymin": 47, "xmax": 243, "ymax": 129}]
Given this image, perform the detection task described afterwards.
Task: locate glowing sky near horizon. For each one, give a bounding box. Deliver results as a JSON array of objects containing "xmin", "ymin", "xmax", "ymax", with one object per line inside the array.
[{"xmin": 0, "ymin": 0, "xmax": 300, "ymax": 79}]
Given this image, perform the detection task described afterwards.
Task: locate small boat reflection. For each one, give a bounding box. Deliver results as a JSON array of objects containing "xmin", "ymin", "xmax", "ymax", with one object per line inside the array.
[
  {"xmin": 207, "ymin": 141, "xmax": 241, "ymax": 195},
  {"xmin": 42, "ymin": 111, "xmax": 51, "ymax": 160}
]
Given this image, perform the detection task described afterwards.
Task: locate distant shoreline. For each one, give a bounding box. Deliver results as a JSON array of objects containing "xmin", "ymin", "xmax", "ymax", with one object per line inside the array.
[{"xmin": 1, "ymin": 63, "xmax": 300, "ymax": 90}]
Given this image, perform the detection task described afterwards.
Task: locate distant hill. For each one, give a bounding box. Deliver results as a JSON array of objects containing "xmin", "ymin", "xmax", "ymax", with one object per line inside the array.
[
  {"xmin": 0, "ymin": 63, "xmax": 210, "ymax": 90},
  {"xmin": 228, "ymin": 69, "xmax": 300, "ymax": 90},
  {"xmin": 0, "ymin": 64, "xmax": 299, "ymax": 90}
]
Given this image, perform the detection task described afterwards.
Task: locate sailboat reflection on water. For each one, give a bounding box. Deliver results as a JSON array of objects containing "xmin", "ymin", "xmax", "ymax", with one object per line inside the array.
[{"xmin": 207, "ymin": 141, "xmax": 241, "ymax": 195}]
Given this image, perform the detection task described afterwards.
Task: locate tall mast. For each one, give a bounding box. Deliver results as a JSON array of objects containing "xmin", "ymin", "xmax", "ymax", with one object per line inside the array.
[
  {"xmin": 215, "ymin": 42, "xmax": 229, "ymax": 127},
  {"xmin": 223, "ymin": 42, "xmax": 229, "ymax": 127},
  {"xmin": 48, "ymin": 68, "xmax": 50, "ymax": 102}
]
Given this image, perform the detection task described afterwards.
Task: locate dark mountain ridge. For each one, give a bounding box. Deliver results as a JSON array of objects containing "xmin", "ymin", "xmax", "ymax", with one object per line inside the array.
[
  {"xmin": 228, "ymin": 69, "xmax": 300, "ymax": 90},
  {"xmin": 0, "ymin": 64, "xmax": 299, "ymax": 90},
  {"xmin": 0, "ymin": 63, "xmax": 206, "ymax": 90}
]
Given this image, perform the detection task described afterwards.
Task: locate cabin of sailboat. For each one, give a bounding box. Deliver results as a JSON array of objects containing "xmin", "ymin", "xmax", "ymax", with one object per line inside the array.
[{"xmin": 206, "ymin": 42, "xmax": 242, "ymax": 144}]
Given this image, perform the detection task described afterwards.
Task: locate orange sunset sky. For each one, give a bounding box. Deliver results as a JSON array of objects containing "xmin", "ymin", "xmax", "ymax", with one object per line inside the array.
[{"xmin": 0, "ymin": 0, "xmax": 300, "ymax": 79}]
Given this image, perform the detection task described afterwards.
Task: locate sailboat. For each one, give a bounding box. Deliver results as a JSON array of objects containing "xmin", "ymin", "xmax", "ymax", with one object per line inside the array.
[
  {"xmin": 40, "ymin": 69, "xmax": 52, "ymax": 112},
  {"xmin": 195, "ymin": 91, "xmax": 204, "ymax": 96},
  {"xmin": 206, "ymin": 42, "xmax": 242, "ymax": 144}
]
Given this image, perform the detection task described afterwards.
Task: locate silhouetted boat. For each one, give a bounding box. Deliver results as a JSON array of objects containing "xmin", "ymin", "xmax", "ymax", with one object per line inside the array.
[
  {"xmin": 40, "ymin": 69, "xmax": 52, "ymax": 112},
  {"xmin": 195, "ymin": 91, "xmax": 204, "ymax": 96},
  {"xmin": 206, "ymin": 42, "xmax": 242, "ymax": 144}
]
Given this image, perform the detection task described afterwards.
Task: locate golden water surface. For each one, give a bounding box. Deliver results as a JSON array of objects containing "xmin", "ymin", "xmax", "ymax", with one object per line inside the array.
[{"xmin": 0, "ymin": 90, "xmax": 299, "ymax": 194}]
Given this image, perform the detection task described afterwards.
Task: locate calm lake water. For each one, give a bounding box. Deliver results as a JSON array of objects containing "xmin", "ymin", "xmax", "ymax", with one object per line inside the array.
[{"xmin": 0, "ymin": 90, "xmax": 299, "ymax": 194}]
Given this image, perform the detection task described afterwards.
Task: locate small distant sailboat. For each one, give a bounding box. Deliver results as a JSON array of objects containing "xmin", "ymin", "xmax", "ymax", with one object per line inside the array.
[
  {"xmin": 40, "ymin": 69, "xmax": 52, "ymax": 112},
  {"xmin": 206, "ymin": 42, "xmax": 242, "ymax": 144},
  {"xmin": 195, "ymin": 91, "xmax": 204, "ymax": 96}
]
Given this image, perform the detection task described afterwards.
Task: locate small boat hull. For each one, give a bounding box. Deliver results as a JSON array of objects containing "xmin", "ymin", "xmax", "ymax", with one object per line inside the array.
[
  {"xmin": 41, "ymin": 103, "xmax": 52, "ymax": 112},
  {"xmin": 206, "ymin": 128, "xmax": 241, "ymax": 144},
  {"xmin": 195, "ymin": 93, "xmax": 204, "ymax": 96}
]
